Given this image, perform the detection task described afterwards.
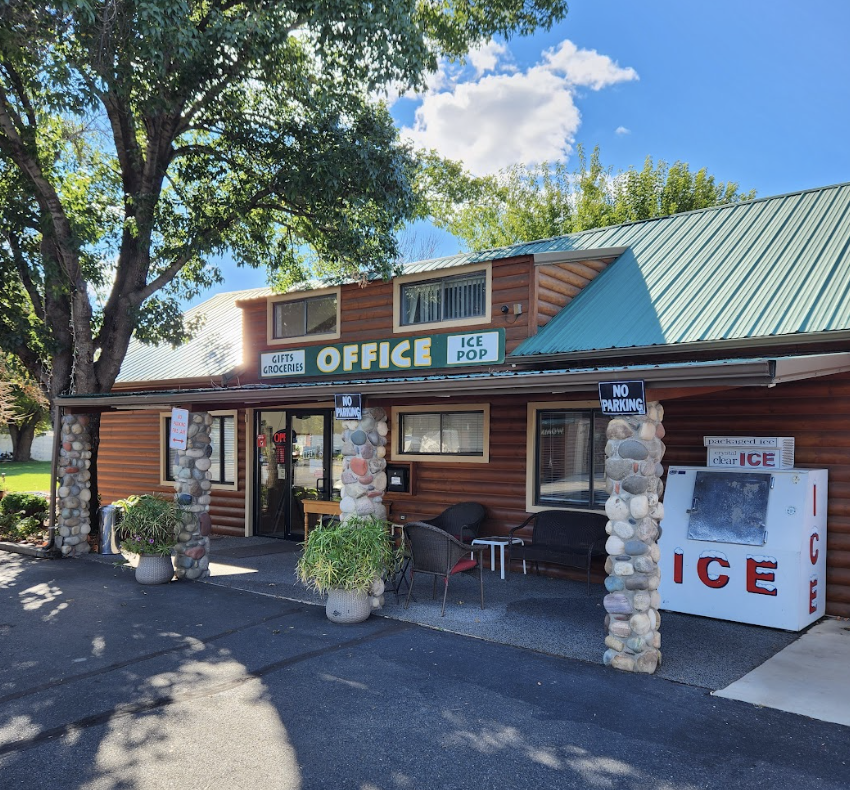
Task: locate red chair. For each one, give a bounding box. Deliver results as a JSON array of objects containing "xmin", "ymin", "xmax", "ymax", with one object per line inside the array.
[{"xmin": 403, "ymin": 522, "xmax": 485, "ymax": 616}]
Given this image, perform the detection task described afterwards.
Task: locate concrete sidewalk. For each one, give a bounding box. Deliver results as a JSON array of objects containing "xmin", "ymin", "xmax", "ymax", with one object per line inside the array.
[
  {"xmin": 2, "ymin": 551, "xmax": 848, "ymax": 790},
  {"xmin": 194, "ymin": 536, "xmax": 800, "ymax": 690}
]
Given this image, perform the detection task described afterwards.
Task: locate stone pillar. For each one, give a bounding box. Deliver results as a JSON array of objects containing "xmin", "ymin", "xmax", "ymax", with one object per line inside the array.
[
  {"xmin": 172, "ymin": 412, "xmax": 213, "ymax": 580},
  {"xmin": 55, "ymin": 414, "xmax": 93, "ymax": 556},
  {"xmin": 602, "ymin": 402, "xmax": 666, "ymax": 674},
  {"xmin": 338, "ymin": 407, "xmax": 388, "ymax": 523}
]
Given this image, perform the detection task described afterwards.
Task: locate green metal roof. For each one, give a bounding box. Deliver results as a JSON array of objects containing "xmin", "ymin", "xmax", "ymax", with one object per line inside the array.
[
  {"xmin": 116, "ymin": 287, "xmax": 273, "ymax": 383},
  {"xmin": 511, "ymin": 182, "xmax": 850, "ymax": 357}
]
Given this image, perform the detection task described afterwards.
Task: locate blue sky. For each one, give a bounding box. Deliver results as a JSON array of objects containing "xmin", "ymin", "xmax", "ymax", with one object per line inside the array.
[{"xmin": 206, "ymin": 0, "xmax": 850, "ymax": 299}]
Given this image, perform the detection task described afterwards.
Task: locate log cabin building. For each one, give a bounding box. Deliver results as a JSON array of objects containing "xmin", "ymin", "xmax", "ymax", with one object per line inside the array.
[{"xmin": 58, "ymin": 182, "xmax": 850, "ymax": 617}]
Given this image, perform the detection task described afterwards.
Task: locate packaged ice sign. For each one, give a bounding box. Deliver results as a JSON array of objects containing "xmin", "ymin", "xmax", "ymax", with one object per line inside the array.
[
  {"xmin": 168, "ymin": 407, "xmax": 189, "ymax": 450},
  {"xmin": 658, "ymin": 466, "xmax": 827, "ymax": 630},
  {"xmin": 258, "ymin": 329, "xmax": 504, "ymax": 378},
  {"xmin": 704, "ymin": 436, "xmax": 795, "ymax": 469},
  {"xmin": 598, "ymin": 380, "xmax": 646, "ymax": 416},
  {"xmin": 334, "ymin": 394, "xmax": 362, "ymax": 420}
]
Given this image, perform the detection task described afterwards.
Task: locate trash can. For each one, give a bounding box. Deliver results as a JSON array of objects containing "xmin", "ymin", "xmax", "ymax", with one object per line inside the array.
[{"xmin": 99, "ymin": 505, "xmax": 121, "ymax": 555}]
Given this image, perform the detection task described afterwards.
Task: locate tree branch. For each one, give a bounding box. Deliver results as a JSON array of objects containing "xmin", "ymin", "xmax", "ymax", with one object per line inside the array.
[{"xmin": 7, "ymin": 232, "xmax": 44, "ymax": 320}]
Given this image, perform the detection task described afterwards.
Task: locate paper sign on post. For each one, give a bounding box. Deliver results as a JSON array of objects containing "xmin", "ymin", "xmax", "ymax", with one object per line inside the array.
[{"xmin": 169, "ymin": 408, "xmax": 189, "ymax": 450}]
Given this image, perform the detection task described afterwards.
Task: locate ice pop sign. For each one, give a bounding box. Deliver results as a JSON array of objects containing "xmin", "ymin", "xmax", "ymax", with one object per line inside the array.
[{"xmin": 446, "ymin": 331, "xmax": 502, "ymax": 365}]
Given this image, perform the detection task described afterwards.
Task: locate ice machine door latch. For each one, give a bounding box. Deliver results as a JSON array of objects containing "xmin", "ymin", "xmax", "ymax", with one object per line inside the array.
[{"xmin": 686, "ymin": 497, "xmax": 699, "ymax": 514}]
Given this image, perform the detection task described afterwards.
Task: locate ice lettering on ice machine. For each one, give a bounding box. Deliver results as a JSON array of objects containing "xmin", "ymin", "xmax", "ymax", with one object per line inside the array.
[{"xmin": 658, "ymin": 465, "xmax": 827, "ymax": 631}]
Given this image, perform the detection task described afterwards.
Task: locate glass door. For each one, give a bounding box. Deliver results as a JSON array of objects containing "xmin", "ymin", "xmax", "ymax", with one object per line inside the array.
[
  {"xmin": 254, "ymin": 410, "xmax": 344, "ymax": 540},
  {"xmin": 255, "ymin": 410, "xmax": 290, "ymax": 538}
]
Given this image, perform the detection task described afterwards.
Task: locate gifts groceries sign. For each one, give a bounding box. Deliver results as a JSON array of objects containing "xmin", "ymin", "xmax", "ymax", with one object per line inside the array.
[{"xmin": 259, "ymin": 329, "xmax": 505, "ymax": 379}]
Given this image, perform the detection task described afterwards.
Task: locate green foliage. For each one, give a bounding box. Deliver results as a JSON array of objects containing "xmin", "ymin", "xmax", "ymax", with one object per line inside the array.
[
  {"xmin": 0, "ymin": 1, "xmax": 568, "ymax": 398},
  {"xmin": 297, "ymin": 515, "xmax": 397, "ymax": 594},
  {"xmin": 0, "ymin": 491, "xmax": 48, "ymax": 518},
  {"xmin": 114, "ymin": 494, "xmax": 183, "ymax": 556},
  {"xmin": 0, "ymin": 491, "xmax": 48, "ymax": 541},
  {"xmin": 422, "ymin": 145, "xmax": 757, "ymax": 250}
]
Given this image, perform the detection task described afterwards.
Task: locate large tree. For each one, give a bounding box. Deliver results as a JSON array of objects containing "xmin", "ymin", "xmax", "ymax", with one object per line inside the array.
[
  {"xmin": 0, "ymin": 0, "xmax": 568, "ymax": 401},
  {"xmin": 0, "ymin": 356, "xmax": 50, "ymax": 462},
  {"xmin": 422, "ymin": 145, "xmax": 757, "ymax": 251}
]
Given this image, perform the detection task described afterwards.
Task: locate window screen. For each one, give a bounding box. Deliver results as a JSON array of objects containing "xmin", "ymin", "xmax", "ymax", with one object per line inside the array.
[
  {"xmin": 535, "ymin": 409, "xmax": 608, "ymax": 508},
  {"xmin": 401, "ymin": 271, "xmax": 486, "ymax": 325},
  {"xmin": 399, "ymin": 411, "xmax": 484, "ymax": 456},
  {"xmin": 273, "ymin": 294, "xmax": 337, "ymax": 338},
  {"xmin": 165, "ymin": 415, "xmax": 235, "ymax": 485}
]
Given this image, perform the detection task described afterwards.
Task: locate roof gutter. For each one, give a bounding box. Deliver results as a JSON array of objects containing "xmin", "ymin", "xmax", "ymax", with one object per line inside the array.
[
  {"xmin": 509, "ymin": 330, "xmax": 850, "ymax": 364},
  {"xmin": 54, "ymin": 358, "xmax": 783, "ymax": 410},
  {"xmin": 533, "ymin": 247, "xmax": 629, "ymax": 265}
]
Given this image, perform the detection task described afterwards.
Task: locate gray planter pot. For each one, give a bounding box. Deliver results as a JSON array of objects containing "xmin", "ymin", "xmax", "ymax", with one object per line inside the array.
[
  {"xmin": 325, "ymin": 588, "xmax": 371, "ymax": 623},
  {"xmin": 135, "ymin": 554, "xmax": 175, "ymax": 585}
]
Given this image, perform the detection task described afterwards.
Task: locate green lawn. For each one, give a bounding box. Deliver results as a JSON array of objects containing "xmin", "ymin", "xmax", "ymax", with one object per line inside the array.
[{"xmin": 1, "ymin": 461, "xmax": 53, "ymax": 494}]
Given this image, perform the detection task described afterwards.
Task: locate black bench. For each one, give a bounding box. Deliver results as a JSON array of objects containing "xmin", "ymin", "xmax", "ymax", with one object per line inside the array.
[{"xmin": 508, "ymin": 510, "xmax": 608, "ymax": 593}]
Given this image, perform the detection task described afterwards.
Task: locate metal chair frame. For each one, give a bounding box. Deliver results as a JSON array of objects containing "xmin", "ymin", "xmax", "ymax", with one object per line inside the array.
[{"xmin": 403, "ymin": 522, "xmax": 485, "ymax": 616}]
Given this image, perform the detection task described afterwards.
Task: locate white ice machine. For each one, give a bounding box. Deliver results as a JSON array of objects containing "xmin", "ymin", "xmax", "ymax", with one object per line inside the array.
[{"xmin": 658, "ymin": 466, "xmax": 827, "ymax": 630}]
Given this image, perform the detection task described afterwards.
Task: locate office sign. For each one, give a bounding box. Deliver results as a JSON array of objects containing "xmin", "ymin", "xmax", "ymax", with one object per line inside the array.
[
  {"xmin": 598, "ymin": 380, "xmax": 646, "ymax": 416},
  {"xmin": 259, "ymin": 329, "xmax": 505, "ymax": 379},
  {"xmin": 168, "ymin": 407, "xmax": 190, "ymax": 450},
  {"xmin": 335, "ymin": 394, "xmax": 362, "ymax": 420}
]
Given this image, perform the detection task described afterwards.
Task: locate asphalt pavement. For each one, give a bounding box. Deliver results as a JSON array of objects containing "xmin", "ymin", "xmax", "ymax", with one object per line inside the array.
[{"xmin": 1, "ymin": 552, "xmax": 848, "ymax": 790}]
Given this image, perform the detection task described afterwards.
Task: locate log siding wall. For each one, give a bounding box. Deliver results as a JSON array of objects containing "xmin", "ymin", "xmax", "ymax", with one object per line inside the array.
[
  {"xmin": 98, "ymin": 409, "xmax": 248, "ymax": 538},
  {"xmin": 97, "ymin": 372, "xmax": 850, "ymax": 612},
  {"xmin": 532, "ymin": 257, "xmax": 615, "ymax": 329}
]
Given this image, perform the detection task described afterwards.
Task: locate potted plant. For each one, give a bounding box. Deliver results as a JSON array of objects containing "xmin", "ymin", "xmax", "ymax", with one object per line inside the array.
[
  {"xmin": 297, "ymin": 515, "xmax": 397, "ymax": 623},
  {"xmin": 114, "ymin": 494, "xmax": 183, "ymax": 585}
]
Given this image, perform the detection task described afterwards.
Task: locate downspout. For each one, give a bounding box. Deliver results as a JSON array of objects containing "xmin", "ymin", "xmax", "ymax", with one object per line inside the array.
[{"xmin": 45, "ymin": 402, "xmax": 61, "ymax": 551}]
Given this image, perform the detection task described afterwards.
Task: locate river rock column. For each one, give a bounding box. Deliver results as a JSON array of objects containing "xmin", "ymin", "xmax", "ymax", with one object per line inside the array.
[
  {"xmin": 338, "ymin": 407, "xmax": 389, "ymax": 611},
  {"xmin": 602, "ymin": 402, "xmax": 666, "ymax": 674},
  {"xmin": 55, "ymin": 414, "xmax": 93, "ymax": 556},
  {"xmin": 172, "ymin": 412, "xmax": 213, "ymax": 580},
  {"xmin": 338, "ymin": 407, "xmax": 389, "ymax": 523}
]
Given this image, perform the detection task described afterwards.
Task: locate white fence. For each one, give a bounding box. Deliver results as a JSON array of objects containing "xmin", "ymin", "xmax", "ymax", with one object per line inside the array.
[{"xmin": 0, "ymin": 431, "xmax": 54, "ymax": 462}]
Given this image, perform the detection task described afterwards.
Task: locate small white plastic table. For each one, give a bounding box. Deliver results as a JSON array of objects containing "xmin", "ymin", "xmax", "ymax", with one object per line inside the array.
[{"xmin": 471, "ymin": 536, "xmax": 526, "ymax": 580}]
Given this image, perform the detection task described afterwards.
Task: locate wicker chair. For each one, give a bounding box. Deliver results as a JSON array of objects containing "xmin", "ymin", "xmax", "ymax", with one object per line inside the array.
[
  {"xmin": 403, "ymin": 522, "xmax": 485, "ymax": 616},
  {"xmin": 422, "ymin": 501, "xmax": 487, "ymax": 543},
  {"xmin": 508, "ymin": 510, "xmax": 608, "ymax": 594}
]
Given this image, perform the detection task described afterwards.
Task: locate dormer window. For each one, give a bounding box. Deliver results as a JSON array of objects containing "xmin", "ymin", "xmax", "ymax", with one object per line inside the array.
[
  {"xmin": 393, "ymin": 263, "xmax": 492, "ymax": 332},
  {"xmin": 267, "ymin": 288, "xmax": 340, "ymax": 345}
]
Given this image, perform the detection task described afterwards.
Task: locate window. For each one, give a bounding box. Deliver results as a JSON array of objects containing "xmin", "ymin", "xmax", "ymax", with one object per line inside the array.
[
  {"xmin": 163, "ymin": 413, "xmax": 236, "ymax": 487},
  {"xmin": 272, "ymin": 293, "xmax": 337, "ymax": 340},
  {"xmin": 392, "ymin": 404, "xmax": 490, "ymax": 463},
  {"xmin": 531, "ymin": 407, "xmax": 608, "ymax": 510},
  {"xmin": 400, "ymin": 271, "xmax": 486, "ymax": 326}
]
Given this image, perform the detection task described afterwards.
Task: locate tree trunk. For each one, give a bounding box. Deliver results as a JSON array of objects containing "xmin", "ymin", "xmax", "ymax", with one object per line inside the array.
[{"xmin": 9, "ymin": 421, "xmax": 36, "ymax": 462}]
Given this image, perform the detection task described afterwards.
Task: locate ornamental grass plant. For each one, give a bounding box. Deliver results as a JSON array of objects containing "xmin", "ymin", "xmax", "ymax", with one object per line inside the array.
[
  {"xmin": 297, "ymin": 515, "xmax": 397, "ymax": 594},
  {"xmin": 115, "ymin": 494, "xmax": 183, "ymax": 556}
]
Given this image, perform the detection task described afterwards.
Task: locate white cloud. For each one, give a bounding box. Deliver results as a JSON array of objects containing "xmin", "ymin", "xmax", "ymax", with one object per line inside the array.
[
  {"xmin": 398, "ymin": 39, "xmax": 638, "ymax": 176},
  {"xmin": 615, "ymin": 126, "xmax": 631, "ymax": 135},
  {"xmin": 467, "ymin": 40, "xmax": 512, "ymax": 77},
  {"xmin": 542, "ymin": 40, "xmax": 638, "ymax": 89}
]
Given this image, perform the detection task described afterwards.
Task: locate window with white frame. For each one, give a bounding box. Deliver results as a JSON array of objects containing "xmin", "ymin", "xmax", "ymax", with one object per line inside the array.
[
  {"xmin": 533, "ymin": 409, "xmax": 608, "ymax": 508},
  {"xmin": 400, "ymin": 271, "xmax": 486, "ymax": 326},
  {"xmin": 394, "ymin": 406, "xmax": 489, "ymax": 462},
  {"xmin": 271, "ymin": 293, "xmax": 337, "ymax": 340},
  {"xmin": 164, "ymin": 414, "xmax": 236, "ymax": 486}
]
